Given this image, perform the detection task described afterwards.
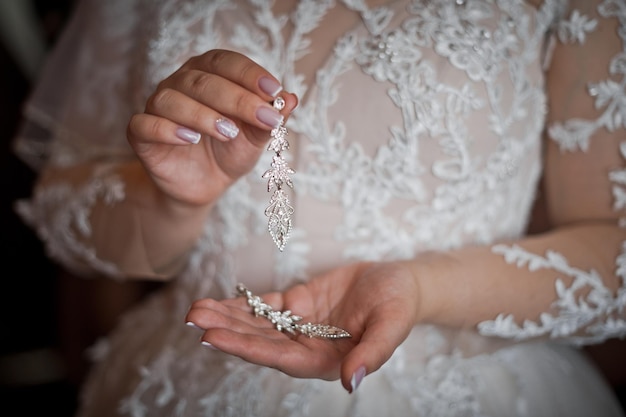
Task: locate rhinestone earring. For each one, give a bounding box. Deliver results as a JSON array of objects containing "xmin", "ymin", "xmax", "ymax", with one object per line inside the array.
[{"xmin": 262, "ymin": 97, "xmax": 294, "ymax": 251}]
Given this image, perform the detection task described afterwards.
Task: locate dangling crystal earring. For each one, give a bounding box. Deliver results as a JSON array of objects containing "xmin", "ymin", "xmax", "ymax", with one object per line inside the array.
[{"xmin": 262, "ymin": 97, "xmax": 294, "ymax": 251}]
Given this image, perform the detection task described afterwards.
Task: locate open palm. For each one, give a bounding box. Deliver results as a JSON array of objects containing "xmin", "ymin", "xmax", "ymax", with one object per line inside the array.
[{"xmin": 186, "ymin": 261, "xmax": 421, "ymax": 392}]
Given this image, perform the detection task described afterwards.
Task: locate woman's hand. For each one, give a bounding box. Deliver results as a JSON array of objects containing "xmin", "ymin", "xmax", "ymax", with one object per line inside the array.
[
  {"xmin": 127, "ymin": 49, "xmax": 298, "ymax": 208},
  {"xmin": 185, "ymin": 261, "xmax": 421, "ymax": 392}
]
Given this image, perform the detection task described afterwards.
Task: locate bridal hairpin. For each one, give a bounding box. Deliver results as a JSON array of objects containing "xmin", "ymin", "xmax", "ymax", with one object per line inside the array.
[
  {"xmin": 262, "ymin": 97, "xmax": 295, "ymax": 251},
  {"xmin": 236, "ymin": 284, "xmax": 351, "ymax": 339}
]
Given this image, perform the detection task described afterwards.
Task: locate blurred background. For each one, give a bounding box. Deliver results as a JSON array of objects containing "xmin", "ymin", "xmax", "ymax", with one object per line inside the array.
[
  {"xmin": 0, "ymin": 1, "xmax": 160, "ymax": 415},
  {"xmin": 0, "ymin": 1, "xmax": 78, "ymax": 415},
  {"xmin": 0, "ymin": 1, "xmax": 624, "ymax": 416}
]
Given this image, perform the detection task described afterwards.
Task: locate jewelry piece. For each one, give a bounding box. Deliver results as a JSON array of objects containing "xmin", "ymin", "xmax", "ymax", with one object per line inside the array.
[
  {"xmin": 236, "ymin": 284, "xmax": 351, "ymax": 339},
  {"xmin": 262, "ymin": 97, "xmax": 294, "ymax": 251}
]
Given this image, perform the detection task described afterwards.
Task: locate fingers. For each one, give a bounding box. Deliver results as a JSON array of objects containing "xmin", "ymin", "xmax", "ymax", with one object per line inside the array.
[
  {"xmin": 186, "ymin": 293, "xmax": 296, "ymax": 336},
  {"xmin": 138, "ymin": 88, "xmax": 241, "ymax": 143},
  {"xmin": 186, "ymin": 297, "xmax": 262, "ymax": 330},
  {"xmin": 147, "ymin": 49, "xmax": 298, "ymax": 145},
  {"xmin": 340, "ymin": 316, "xmax": 410, "ymax": 393},
  {"xmin": 185, "ymin": 297, "xmax": 345, "ymax": 380},
  {"xmin": 133, "ymin": 49, "xmax": 299, "ymax": 154},
  {"xmin": 201, "ymin": 327, "xmax": 344, "ymax": 381},
  {"xmin": 185, "ymin": 298, "xmax": 286, "ymax": 354},
  {"xmin": 184, "ymin": 49, "xmax": 283, "ymax": 101},
  {"xmin": 153, "ymin": 69, "xmax": 287, "ymax": 132}
]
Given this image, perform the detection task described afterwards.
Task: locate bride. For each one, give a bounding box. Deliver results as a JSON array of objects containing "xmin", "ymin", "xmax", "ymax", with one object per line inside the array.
[{"xmin": 14, "ymin": 0, "xmax": 626, "ymax": 416}]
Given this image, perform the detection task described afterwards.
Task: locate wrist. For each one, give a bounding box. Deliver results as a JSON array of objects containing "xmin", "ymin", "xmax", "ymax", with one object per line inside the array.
[
  {"xmin": 152, "ymin": 185, "xmax": 213, "ymax": 223},
  {"xmin": 404, "ymin": 251, "xmax": 462, "ymax": 325},
  {"xmin": 122, "ymin": 161, "xmax": 213, "ymax": 222}
]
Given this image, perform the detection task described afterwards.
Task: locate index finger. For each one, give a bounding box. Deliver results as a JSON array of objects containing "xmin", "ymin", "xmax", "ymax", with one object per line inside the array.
[{"xmin": 184, "ymin": 49, "xmax": 284, "ymax": 100}]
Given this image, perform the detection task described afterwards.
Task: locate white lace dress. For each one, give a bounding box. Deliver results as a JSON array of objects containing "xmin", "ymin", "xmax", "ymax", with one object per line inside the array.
[{"xmin": 13, "ymin": 0, "xmax": 626, "ymax": 416}]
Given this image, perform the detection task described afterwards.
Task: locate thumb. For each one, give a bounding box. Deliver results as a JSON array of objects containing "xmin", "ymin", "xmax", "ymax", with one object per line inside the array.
[{"xmin": 340, "ymin": 318, "xmax": 410, "ymax": 393}]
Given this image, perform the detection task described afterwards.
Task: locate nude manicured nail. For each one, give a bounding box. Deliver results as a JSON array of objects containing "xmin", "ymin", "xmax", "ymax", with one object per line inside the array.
[
  {"xmin": 201, "ymin": 341, "xmax": 219, "ymax": 350},
  {"xmin": 215, "ymin": 118, "xmax": 239, "ymax": 139},
  {"xmin": 350, "ymin": 366, "xmax": 366, "ymax": 393},
  {"xmin": 256, "ymin": 106, "xmax": 284, "ymax": 128},
  {"xmin": 258, "ymin": 76, "xmax": 283, "ymax": 97},
  {"xmin": 185, "ymin": 321, "xmax": 201, "ymax": 329},
  {"xmin": 176, "ymin": 127, "xmax": 201, "ymax": 144}
]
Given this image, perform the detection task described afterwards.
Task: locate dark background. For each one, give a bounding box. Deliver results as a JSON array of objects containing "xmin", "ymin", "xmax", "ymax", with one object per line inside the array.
[
  {"xmin": 0, "ymin": 2, "xmax": 158, "ymax": 415},
  {"xmin": 0, "ymin": 1, "xmax": 77, "ymax": 415},
  {"xmin": 0, "ymin": 2, "xmax": 624, "ymax": 416}
]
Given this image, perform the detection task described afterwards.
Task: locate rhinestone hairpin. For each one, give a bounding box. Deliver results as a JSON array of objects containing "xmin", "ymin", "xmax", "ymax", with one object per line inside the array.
[
  {"xmin": 262, "ymin": 97, "xmax": 295, "ymax": 251},
  {"xmin": 236, "ymin": 284, "xmax": 351, "ymax": 339}
]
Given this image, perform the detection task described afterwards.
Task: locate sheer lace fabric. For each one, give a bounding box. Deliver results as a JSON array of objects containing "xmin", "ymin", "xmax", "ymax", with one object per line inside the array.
[{"xmin": 12, "ymin": 0, "xmax": 626, "ymax": 416}]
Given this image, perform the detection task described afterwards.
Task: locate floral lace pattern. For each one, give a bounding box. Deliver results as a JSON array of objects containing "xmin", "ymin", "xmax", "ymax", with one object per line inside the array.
[
  {"xmin": 12, "ymin": 0, "xmax": 626, "ymax": 416},
  {"xmin": 479, "ymin": 0, "xmax": 626, "ymax": 344},
  {"xmin": 15, "ymin": 167, "xmax": 125, "ymax": 278}
]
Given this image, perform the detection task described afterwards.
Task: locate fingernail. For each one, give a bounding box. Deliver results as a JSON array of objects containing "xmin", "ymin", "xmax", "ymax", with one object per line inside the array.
[
  {"xmin": 256, "ymin": 106, "xmax": 284, "ymax": 128},
  {"xmin": 185, "ymin": 321, "xmax": 201, "ymax": 329},
  {"xmin": 215, "ymin": 118, "xmax": 239, "ymax": 139},
  {"xmin": 176, "ymin": 127, "xmax": 201, "ymax": 144},
  {"xmin": 259, "ymin": 76, "xmax": 283, "ymax": 97},
  {"xmin": 201, "ymin": 341, "xmax": 219, "ymax": 350},
  {"xmin": 350, "ymin": 366, "xmax": 366, "ymax": 393}
]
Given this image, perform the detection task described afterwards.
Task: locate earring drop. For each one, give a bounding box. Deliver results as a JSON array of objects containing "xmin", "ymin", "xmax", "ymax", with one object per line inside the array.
[{"xmin": 262, "ymin": 97, "xmax": 294, "ymax": 251}]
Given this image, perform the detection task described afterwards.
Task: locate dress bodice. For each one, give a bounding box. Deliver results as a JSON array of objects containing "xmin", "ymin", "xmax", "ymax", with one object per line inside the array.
[
  {"xmin": 14, "ymin": 0, "xmax": 626, "ymax": 342},
  {"xmin": 144, "ymin": 0, "xmax": 552, "ymax": 294},
  {"xmin": 13, "ymin": 2, "xmax": 626, "ymax": 416}
]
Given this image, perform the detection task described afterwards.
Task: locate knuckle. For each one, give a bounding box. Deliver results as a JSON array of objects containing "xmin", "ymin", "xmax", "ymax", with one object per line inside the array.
[
  {"xmin": 188, "ymin": 71, "xmax": 215, "ymax": 93},
  {"xmin": 186, "ymin": 105, "xmax": 206, "ymax": 128},
  {"xmin": 128, "ymin": 113, "xmax": 166, "ymax": 144},
  {"xmin": 232, "ymin": 91, "xmax": 249, "ymax": 114},
  {"xmin": 182, "ymin": 54, "xmax": 199, "ymax": 69},
  {"xmin": 147, "ymin": 87, "xmax": 176, "ymax": 112},
  {"xmin": 205, "ymin": 49, "xmax": 231, "ymax": 69},
  {"xmin": 127, "ymin": 114, "xmax": 141, "ymax": 136},
  {"xmin": 189, "ymin": 299, "xmax": 204, "ymax": 310},
  {"xmin": 146, "ymin": 117, "xmax": 167, "ymax": 140},
  {"xmin": 126, "ymin": 115, "xmax": 141, "ymax": 145},
  {"xmin": 237, "ymin": 60, "xmax": 256, "ymax": 81}
]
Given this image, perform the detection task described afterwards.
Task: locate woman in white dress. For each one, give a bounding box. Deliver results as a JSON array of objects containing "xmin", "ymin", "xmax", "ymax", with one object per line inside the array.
[{"xmin": 13, "ymin": 0, "xmax": 626, "ymax": 416}]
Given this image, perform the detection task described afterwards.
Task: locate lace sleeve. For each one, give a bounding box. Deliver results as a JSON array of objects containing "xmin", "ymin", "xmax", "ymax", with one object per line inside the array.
[
  {"xmin": 14, "ymin": 168, "xmax": 126, "ymax": 278},
  {"xmin": 477, "ymin": 0, "xmax": 626, "ymax": 345},
  {"xmin": 13, "ymin": 0, "xmax": 143, "ymax": 171},
  {"xmin": 12, "ymin": 0, "xmax": 144, "ymax": 278}
]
